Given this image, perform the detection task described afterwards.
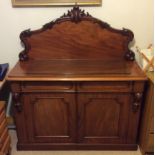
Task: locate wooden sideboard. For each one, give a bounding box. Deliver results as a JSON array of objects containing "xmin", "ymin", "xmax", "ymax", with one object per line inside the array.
[
  {"xmin": 139, "ymin": 72, "xmax": 154, "ymax": 155},
  {"xmin": 7, "ymin": 6, "xmax": 147, "ymax": 150}
]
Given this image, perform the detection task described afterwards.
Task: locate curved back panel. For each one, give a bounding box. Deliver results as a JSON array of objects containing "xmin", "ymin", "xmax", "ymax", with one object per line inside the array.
[{"xmin": 19, "ymin": 6, "xmax": 135, "ymax": 61}]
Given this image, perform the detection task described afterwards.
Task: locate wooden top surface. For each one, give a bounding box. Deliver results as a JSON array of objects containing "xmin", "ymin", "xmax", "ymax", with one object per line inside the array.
[{"xmin": 7, "ymin": 59, "xmax": 147, "ymax": 81}]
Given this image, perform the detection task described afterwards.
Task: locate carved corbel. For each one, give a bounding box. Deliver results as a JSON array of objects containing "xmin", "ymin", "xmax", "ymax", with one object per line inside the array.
[
  {"xmin": 122, "ymin": 28, "xmax": 135, "ymax": 61},
  {"xmin": 132, "ymin": 93, "xmax": 142, "ymax": 112},
  {"xmin": 125, "ymin": 50, "xmax": 135, "ymax": 61},
  {"xmin": 19, "ymin": 29, "xmax": 32, "ymax": 61},
  {"xmin": 13, "ymin": 93, "xmax": 22, "ymax": 113}
]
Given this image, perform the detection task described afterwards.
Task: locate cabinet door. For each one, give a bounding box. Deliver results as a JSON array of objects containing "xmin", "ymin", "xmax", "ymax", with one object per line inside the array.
[
  {"xmin": 77, "ymin": 93, "xmax": 131, "ymax": 144},
  {"xmin": 24, "ymin": 93, "xmax": 76, "ymax": 143}
]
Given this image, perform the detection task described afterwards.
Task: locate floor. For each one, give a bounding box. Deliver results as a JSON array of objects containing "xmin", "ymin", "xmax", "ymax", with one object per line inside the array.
[{"xmin": 10, "ymin": 130, "xmax": 142, "ymax": 155}]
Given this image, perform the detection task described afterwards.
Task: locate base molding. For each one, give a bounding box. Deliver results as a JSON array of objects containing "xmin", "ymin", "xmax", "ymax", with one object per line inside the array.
[{"xmin": 17, "ymin": 143, "xmax": 138, "ymax": 150}]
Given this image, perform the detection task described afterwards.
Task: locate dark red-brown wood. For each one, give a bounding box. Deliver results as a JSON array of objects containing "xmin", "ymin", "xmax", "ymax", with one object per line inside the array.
[
  {"xmin": 7, "ymin": 5, "xmax": 147, "ymax": 150},
  {"xmin": 24, "ymin": 93, "xmax": 76, "ymax": 143},
  {"xmin": 19, "ymin": 6, "xmax": 135, "ymax": 62},
  {"xmin": 77, "ymin": 93, "xmax": 131, "ymax": 144}
]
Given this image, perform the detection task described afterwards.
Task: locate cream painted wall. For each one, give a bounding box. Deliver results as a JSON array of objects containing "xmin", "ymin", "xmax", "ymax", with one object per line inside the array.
[{"xmin": 0, "ymin": 0, "xmax": 153, "ymax": 68}]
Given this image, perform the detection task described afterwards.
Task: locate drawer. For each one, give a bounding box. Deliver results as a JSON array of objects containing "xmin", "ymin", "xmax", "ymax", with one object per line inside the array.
[
  {"xmin": 21, "ymin": 82, "xmax": 75, "ymax": 92},
  {"xmin": 77, "ymin": 82, "xmax": 132, "ymax": 92},
  {"xmin": 146, "ymin": 133, "xmax": 154, "ymax": 152}
]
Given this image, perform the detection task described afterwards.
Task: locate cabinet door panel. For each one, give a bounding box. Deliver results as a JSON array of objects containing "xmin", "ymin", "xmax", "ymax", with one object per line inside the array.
[
  {"xmin": 78, "ymin": 93, "xmax": 131, "ymax": 144},
  {"xmin": 24, "ymin": 93, "xmax": 76, "ymax": 143}
]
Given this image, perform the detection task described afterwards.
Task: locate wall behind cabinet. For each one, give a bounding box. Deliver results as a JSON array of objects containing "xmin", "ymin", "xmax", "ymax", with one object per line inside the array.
[{"xmin": 0, "ymin": 0, "xmax": 153, "ymax": 68}]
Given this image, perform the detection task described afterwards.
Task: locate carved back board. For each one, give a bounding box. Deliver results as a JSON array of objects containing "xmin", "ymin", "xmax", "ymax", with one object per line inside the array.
[{"xmin": 19, "ymin": 6, "xmax": 135, "ymax": 61}]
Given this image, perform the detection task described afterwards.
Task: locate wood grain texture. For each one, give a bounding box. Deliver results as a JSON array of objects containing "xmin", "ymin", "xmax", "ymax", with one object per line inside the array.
[
  {"xmin": 77, "ymin": 93, "xmax": 131, "ymax": 144},
  {"xmin": 7, "ymin": 60, "xmax": 147, "ymax": 81},
  {"xmin": 24, "ymin": 93, "xmax": 76, "ymax": 143},
  {"xmin": 10, "ymin": 80, "xmax": 145, "ymax": 150},
  {"xmin": 18, "ymin": 6, "xmax": 135, "ymax": 61},
  {"xmin": 7, "ymin": 5, "xmax": 147, "ymax": 151},
  {"xmin": 27, "ymin": 22, "xmax": 130, "ymax": 60}
]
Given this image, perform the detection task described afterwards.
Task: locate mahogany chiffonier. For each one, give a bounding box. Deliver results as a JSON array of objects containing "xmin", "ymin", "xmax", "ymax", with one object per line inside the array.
[{"xmin": 7, "ymin": 6, "xmax": 147, "ymax": 150}]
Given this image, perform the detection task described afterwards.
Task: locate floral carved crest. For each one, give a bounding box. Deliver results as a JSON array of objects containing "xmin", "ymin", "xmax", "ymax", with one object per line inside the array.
[{"xmin": 61, "ymin": 5, "xmax": 91, "ymax": 23}]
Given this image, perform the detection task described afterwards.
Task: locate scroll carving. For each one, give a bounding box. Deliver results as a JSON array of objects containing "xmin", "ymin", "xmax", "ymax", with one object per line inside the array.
[
  {"xmin": 60, "ymin": 5, "xmax": 91, "ymax": 23},
  {"xmin": 19, "ymin": 29, "xmax": 32, "ymax": 61},
  {"xmin": 18, "ymin": 5, "xmax": 135, "ymax": 61},
  {"xmin": 132, "ymin": 93, "xmax": 142, "ymax": 112},
  {"xmin": 13, "ymin": 93, "xmax": 22, "ymax": 113},
  {"xmin": 122, "ymin": 28, "xmax": 135, "ymax": 61},
  {"xmin": 125, "ymin": 50, "xmax": 135, "ymax": 61}
]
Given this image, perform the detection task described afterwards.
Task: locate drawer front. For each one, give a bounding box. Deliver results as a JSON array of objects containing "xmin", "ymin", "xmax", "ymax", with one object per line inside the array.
[
  {"xmin": 21, "ymin": 82, "xmax": 75, "ymax": 92},
  {"xmin": 77, "ymin": 82, "xmax": 132, "ymax": 92}
]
